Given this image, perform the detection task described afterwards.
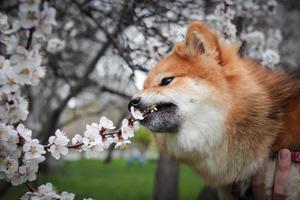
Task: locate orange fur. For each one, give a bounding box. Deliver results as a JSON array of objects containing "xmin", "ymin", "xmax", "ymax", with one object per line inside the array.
[{"xmin": 138, "ymin": 21, "xmax": 300, "ymax": 199}]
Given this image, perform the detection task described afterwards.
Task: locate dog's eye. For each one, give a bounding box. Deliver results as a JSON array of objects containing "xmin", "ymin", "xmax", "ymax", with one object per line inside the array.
[{"xmin": 160, "ymin": 76, "xmax": 175, "ymax": 86}]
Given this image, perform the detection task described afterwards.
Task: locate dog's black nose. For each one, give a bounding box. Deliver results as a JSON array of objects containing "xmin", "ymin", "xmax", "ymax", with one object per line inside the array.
[{"xmin": 128, "ymin": 97, "xmax": 141, "ymax": 111}]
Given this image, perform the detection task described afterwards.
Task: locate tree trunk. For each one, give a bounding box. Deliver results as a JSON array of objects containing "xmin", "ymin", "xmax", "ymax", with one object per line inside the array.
[
  {"xmin": 154, "ymin": 152, "xmax": 179, "ymax": 200},
  {"xmin": 0, "ymin": 182, "xmax": 11, "ymax": 199},
  {"xmin": 197, "ymin": 185, "xmax": 219, "ymax": 200},
  {"xmin": 103, "ymin": 143, "xmax": 116, "ymax": 164}
]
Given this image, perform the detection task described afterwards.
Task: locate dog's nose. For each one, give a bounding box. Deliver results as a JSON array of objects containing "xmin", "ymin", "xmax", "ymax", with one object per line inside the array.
[{"xmin": 128, "ymin": 97, "xmax": 141, "ymax": 111}]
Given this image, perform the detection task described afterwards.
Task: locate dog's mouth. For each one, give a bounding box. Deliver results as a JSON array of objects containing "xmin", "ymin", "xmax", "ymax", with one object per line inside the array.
[
  {"xmin": 139, "ymin": 102, "xmax": 180, "ymax": 133},
  {"xmin": 154, "ymin": 102, "xmax": 177, "ymax": 112}
]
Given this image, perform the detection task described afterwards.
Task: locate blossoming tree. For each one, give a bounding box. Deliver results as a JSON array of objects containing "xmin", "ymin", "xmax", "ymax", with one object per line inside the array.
[{"xmin": 0, "ymin": 0, "xmax": 153, "ymax": 198}]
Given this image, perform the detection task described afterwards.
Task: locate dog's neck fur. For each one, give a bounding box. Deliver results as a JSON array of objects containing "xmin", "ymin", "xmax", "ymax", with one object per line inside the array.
[{"xmin": 154, "ymin": 61, "xmax": 300, "ymax": 186}]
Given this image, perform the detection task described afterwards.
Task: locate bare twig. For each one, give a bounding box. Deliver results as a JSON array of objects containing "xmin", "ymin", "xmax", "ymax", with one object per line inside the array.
[
  {"xmin": 26, "ymin": 28, "xmax": 35, "ymax": 50},
  {"xmin": 25, "ymin": 182, "xmax": 38, "ymax": 193}
]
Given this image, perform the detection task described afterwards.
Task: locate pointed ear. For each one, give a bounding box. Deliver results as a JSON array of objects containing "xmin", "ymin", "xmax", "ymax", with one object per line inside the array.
[{"xmin": 184, "ymin": 21, "xmax": 220, "ymax": 60}]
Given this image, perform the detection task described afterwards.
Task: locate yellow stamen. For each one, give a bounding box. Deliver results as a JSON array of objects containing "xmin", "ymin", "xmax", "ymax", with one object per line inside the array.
[{"xmin": 20, "ymin": 68, "xmax": 30, "ymax": 75}]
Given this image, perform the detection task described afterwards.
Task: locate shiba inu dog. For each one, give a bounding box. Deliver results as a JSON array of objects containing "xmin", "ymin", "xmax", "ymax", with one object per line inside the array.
[{"xmin": 129, "ymin": 21, "xmax": 300, "ymax": 199}]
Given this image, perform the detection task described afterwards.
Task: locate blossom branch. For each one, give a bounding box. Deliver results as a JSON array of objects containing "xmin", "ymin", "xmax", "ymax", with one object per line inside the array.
[
  {"xmin": 25, "ymin": 28, "xmax": 35, "ymax": 50},
  {"xmin": 23, "ymin": 106, "xmax": 155, "ymax": 153},
  {"xmin": 25, "ymin": 182, "xmax": 38, "ymax": 193},
  {"xmin": 1, "ymin": 105, "xmax": 155, "ymax": 199}
]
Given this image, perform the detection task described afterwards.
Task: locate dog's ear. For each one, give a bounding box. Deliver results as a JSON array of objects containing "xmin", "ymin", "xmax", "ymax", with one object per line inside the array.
[{"xmin": 179, "ymin": 21, "xmax": 221, "ymax": 61}]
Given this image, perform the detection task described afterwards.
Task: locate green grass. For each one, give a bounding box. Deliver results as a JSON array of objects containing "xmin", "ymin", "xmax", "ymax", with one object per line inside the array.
[{"xmin": 3, "ymin": 159, "xmax": 203, "ymax": 200}]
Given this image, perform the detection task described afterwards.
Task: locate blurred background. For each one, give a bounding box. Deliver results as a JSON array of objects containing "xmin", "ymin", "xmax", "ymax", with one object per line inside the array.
[{"xmin": 1, "ymin": 0, "xmax": 300, "ymax": 199}]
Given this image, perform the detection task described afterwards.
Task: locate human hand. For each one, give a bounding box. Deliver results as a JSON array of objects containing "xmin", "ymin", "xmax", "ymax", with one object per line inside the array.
[{"xmin": 252, "ymin": 149, "xmax": 291, "ymax": 200}]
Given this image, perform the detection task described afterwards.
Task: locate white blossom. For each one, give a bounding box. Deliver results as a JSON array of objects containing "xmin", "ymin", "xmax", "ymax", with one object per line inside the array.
[
  {"xmin": 130, "ymin": 107, "xmax": 144, "ymax": 120},
  {"xmin": 0, "ymin": 56, "xmax": 10, "ymax": 70},
  {"xmin": 71, "ymin": 134, "xmax": 83, "ymax": 145},
  {"xmin": 99, "ymin": 116, "xmax": 115, "ymax": 130},
  {"xmin": 17, "ymin": 124, "xmax": 32, "ymax": 141},
  {"xmin": 3, "ymin": 19, "xmax": 21, "ymax": 35},
  {"xmin": 0, "ymin": 92, "xmax": 29, "ymax": 123},
  {"xmin": 60, "ymin": 191, "xmax": 75, "ymax": 200},
  {"xmin": 10, "ymin": 45, "xmax": 45, "ymax": 86},
  {"xmin": 10, "ymin": 148, "xmax": 22, "ymax": 160},
  {"xmin": 81, "ymin": 123, "xmax": 107, "ymax": 157},
  {"xmin": 121, "ymin": 119, "xmax": 134, "ymax": 140},
  {"xmin": 19, "ymin": 4, "xmax": 40, "ymax": 29},
  {"xmin": 114, "ymin": 138, "xmax": 131, "ymax": 149},
  {"xmin": 0, "ymin": 34, "xmax": 19, "ymax": 54},
  {"xmin": 266, "ymin": 29, "xmax": 282, "ymax": 50},
  {"xmin": 0, "ymin": 58, "xmax": 20, "ymax": 93},
  {"xmin": 23, "ymin": 139, "xmax": 46, "ymax": 161},
  {"xmin": 23, "ymin": 161, "xmax": 39, "ymax": 181},
  {"xmin": 241, "ymin": 30, "xmax": 281, "ymax": 66},
  {"xmin": 11, "ymin": 45, "xmax": 41, "ymax": 65},
  {"xmin": 261, "ymin": 49, "xmax": 280, "ymax": 68},
  {"xmin": 83, "ymin": 123, "xmax": 101, "ymax": 144},
  {"xmin": 39, "ymin": 182, "xmax": 60, "ymax": 199},
  {"xmin": 71, "ymin": 134, "xmax": 83, "ymax": 152},
  {"xmin": 241, "ymin": 31, "xmax": 265, "ymax": 48},
  {"xmin": 102, "ymin": 137, "xmax": 114, "ymax": 149},
  {"xmin": 0, "ymin": 124, "xmax": 19, "ymax": 153},
  {"xmin": 10, "ymin": 167, "xmax": 27, "ymax": 186},
  {"xmin": 206, "ymin": 4, "xmax": 237, "ymax": 43},
  {"xmin": 20, "ymin": 192, "xmax": 34, "ymax": 200},
  {"xmin": 22, "ymin": 182, "xmax": 60, "ymax": 199},
  {"xmin": 12, "ymin": 94, "xmax": 29, "ymax": 122},
  {"xmin": 0, "ymin": 13, "xmax": 9, "ymax": 31},
  {"xmin": 0, "ymin": 157, "xmax": 19, "ymax": 178},
  {"xmin": 0, "ymin": 57, "xmax": 17, "ymax": 92},
  {"xmin": 35, "ymin": 3, "xmax": 56, "ymax": 38},
  {"xmin": 83, "ymin": 143, "xmax": 104, "ymax": 158},
  {"xmin": 46, "ymin": 38, "xmax": 66, "ymax": 54},
  {"xmin": 235, "ymin": 0, "xmax": 260, "ymax": 17},
  {"xmin": 48, "ymin": 129, "xmax": 69, "ymax": 160}
]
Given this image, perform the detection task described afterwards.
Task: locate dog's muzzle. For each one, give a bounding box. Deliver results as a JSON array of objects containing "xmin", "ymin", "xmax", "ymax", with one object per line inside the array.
[
  {"xmin": 128, "ymin": 97, "xmax": 142, "ymax": 111},
  {"xmin": 128, "ymin": 97, "xmax": 181, "ymax": 133}
]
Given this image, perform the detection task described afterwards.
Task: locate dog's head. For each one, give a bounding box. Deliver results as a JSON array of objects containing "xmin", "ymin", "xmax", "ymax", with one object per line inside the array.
[{"xmin": 129, "ymin": 21, "xmax": 237, "ymax": 143}]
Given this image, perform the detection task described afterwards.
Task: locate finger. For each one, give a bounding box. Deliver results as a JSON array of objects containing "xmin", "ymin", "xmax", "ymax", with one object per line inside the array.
[
  {"xmin": 252, "ymin": 160, "xmax": 268, "ymax": 200},
  {"xmin": 273, "ymin": 149, "xmax": 291, "ymax": 200}
]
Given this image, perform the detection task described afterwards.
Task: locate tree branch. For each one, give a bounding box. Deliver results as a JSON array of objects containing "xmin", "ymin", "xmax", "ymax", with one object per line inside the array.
[
  {"xmin": 40, "ymin": 0, "xmax": 131, "ymax": 144},
  {"xmin": 72, "ymin": 0, "xmax": 148, "ymax": 73},
  {"xmin": 26, "ymin": 28, "xmax": 35, "ymax": 50}
]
